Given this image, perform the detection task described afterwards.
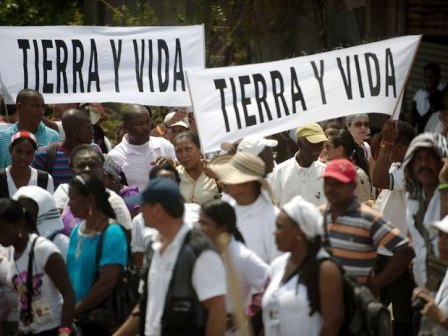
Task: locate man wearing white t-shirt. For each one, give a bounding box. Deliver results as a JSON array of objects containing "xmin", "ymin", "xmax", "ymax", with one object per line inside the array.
[
  {"xmin": 108, "ymin": 105, "xmax": 176, "ymax": 192},
  {"xmin": 372, "ymin": 119, "xmax": 416, "ymax": 336},
  {"xmin": 114, "ymin": 178, "xmax": 226, "ymax": 336}
]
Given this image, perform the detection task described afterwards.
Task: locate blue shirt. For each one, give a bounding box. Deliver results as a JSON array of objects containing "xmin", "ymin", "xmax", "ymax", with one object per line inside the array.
[
  {"xmin": 0, "ymin": 122, "xmax": 60, "ymax": 169},
  {"xmin": 66, "ymin": 223, "xmax": 128, "ymax": 303}
]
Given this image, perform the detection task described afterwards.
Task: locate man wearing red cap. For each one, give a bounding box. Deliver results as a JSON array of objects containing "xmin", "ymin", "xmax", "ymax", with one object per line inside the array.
[{"xmin": 320, "ymin": 159, "xmax": 414, "ymax": 293}]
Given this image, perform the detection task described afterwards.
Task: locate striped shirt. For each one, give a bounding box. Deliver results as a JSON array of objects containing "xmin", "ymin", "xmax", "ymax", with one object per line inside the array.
[
  {"xmin": 32, "ymin": 142, "xmax": 102, "ymax": 188},
  {"xmin": 0, "ymin": 122, "xmax": 60, "ymax": 169},
  {"xmin": 321, "ymin": 198, "xmax": 408, "ymax": 284}
]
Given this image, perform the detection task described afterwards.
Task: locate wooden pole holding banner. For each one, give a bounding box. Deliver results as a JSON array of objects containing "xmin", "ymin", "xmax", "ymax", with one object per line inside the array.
[
  {"xmin": 390, "ymin": 35, "xmax": 423, "ymax": 120},
  {"xmin": 217, "ymin": 233, "xmax": 253, "ymax": 336}
]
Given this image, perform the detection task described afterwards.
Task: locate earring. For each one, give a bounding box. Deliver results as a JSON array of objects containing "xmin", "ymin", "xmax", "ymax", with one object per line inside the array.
[
  {"xmin": 18, "ymin": 231, "xmax": 23, "ymax": 238},
  {"xmin": 89, "ymin": 206, "xmax": 93, "ymax": 216},
  {"xmin": 296, "ymin": 236, "xmax": 301, "ymax": 241}
]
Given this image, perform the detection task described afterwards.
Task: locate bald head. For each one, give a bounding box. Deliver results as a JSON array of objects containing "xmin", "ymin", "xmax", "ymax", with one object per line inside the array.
[
  {"xmin": 122, "ymin": 104, "xmax": 151, "ymax": 123},
  {"xmin": 62, "ymin": 108, "xmax": 93, "ymax": 144},
  {"xmin": 16, "ymin": 89, "xmax": 42, "ymax": 105}
]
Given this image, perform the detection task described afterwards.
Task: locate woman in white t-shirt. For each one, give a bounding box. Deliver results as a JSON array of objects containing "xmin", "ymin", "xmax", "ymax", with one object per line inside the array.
[
  {"xmin": 199, "ymin": 199, "xmax": 268, "ymax": 335},
  {"xmin": 0, "ymin": 131, "xmax": 54, "ymax": 198},
  {"xmin": 262, "ymin": 196, "xmax": 343, "ymax": 336},
  {"xmin": 0, "ymin": 198, "xmax": 74, "ymax": 335}
]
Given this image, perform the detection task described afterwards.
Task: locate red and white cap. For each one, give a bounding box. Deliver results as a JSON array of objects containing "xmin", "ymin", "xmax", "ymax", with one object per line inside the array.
[{"xmin": 10, "ymin": 131, "xmax": 37, "ymax": 146}]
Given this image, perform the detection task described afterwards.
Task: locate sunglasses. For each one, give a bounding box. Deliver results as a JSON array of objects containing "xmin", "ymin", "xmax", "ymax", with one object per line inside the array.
[{"xmin": 353, "ymin": 121, "xmax": 369, "ymax": 128}]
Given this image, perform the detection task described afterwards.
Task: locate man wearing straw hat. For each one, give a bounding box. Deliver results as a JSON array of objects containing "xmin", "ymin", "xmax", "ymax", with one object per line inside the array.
[{"xmin": 208, "ymin": 152, "xmax": 280, "ymax": 264}]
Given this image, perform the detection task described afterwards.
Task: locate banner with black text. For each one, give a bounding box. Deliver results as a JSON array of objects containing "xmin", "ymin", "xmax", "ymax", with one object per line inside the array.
[
  {"xmin": 187, "ymin": 35, "xmax": 420, "ymax": 153},
  {"xmin": 0, "ymin": 25, "xmax": 205, "ymax": 105}
]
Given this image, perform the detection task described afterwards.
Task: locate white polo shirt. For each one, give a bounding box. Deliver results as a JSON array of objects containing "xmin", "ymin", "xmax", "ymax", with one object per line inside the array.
[
  {"xmin": 144, "ymin": 223, "xmax": 226, "ymax": 336},
  {"xmin": 269, "ymin": 154, "xmax": 327, "ymax": 208},
  {"xmin": 108, "ymin": 135, "xmax": 176, "ymax": 192}
]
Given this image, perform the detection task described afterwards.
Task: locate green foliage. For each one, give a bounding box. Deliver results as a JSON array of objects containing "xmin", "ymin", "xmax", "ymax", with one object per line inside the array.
[{"xmin": 0, "ymin": 0, "xmax": 83, "ymax": 25}]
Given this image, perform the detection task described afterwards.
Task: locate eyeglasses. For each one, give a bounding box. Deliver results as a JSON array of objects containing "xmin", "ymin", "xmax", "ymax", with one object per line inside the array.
[{"xmin": 353, "ymin": 121, "xmax": 369, "ymax": 128}]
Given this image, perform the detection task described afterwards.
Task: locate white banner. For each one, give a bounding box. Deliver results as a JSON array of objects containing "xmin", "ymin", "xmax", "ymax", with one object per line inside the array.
[
  {"xmin": 0, "ymin": 25, "xmax": 205, "ymax": 105},
  {"xmin": 187, "ymin": 35, "xmax": 421, "ymax": 153}
]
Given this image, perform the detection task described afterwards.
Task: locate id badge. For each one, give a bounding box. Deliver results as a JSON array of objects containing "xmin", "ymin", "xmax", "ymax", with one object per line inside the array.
[{"xmin": 31, "ymin": 298, "xmax": 53, "ymax": 324}]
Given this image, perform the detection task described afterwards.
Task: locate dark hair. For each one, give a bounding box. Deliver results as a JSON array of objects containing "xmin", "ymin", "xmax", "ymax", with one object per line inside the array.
[
  {"xmin": 69, "ymin": 173, "xmax": 116, "ymax": 219},
  {"xmin": 16, "ymin": 89, "xmax": 41, "ymax": 105},
  {"xmin": 16, "ymin": 197, "xmax": 38, "ymax": 233},
  {"xmin": 396, "ymin": 120, "xmax": 416, "ymax": 146},
  {"xmin": 156, "ymin": 197, "xmax": 184, "ymax": 219},
  {"xmin": 201, "ymin": 199, "xmax": 245, "ymax": 244},
  {"xmin": 175, "ymin": 130, "xmax": 201, "ymax": 149},
  {"xmin": 424, "ymin": 63, "xmax": 441, "ymax": 76},
  {"xmin": 324, "ymin": 121, "xmax": 342, "ymax": 132},
  {"xmin": 329, "ymin": 129, "xmax": 370, "ymax": 178},
  {"xmin": 0, "ymin": 198, "xmax": 34, "ymax": 232},
  {"xmin": 9, "ymin": 137, "xmax": 37, "ymax": 151},
  {"xmin": 298, "ymin": 236, "xmax": 324, "ymax": 316},
  {"xmin": 70, "ymin": 144, "xmax": 104, "ymax": 167},
  {"xmin": 0, "ymin": 104, "xmax": 17, "ymax": 117},
  {"xmin": 149, "ymin": 164, "xmax": 181, "ymax": 184},
  {"xmin": 92, "ymin": 124, "xmax": 109, "ymax": 154}
]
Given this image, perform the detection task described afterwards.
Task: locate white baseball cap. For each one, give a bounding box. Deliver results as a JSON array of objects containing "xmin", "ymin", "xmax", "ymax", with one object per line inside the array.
[
  {"xmin": 164, "ymin": 111, "xmax": 189, "ymax": 129},
  {"xmin": 237, "ymin": 136, "xmax": 278, "ymax": 155}
]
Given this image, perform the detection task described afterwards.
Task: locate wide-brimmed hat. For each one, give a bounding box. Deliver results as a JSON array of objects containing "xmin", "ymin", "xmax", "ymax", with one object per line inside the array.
[{"xmin": 208, "ymin": 151, "xmax": 265, "ymax": 185}]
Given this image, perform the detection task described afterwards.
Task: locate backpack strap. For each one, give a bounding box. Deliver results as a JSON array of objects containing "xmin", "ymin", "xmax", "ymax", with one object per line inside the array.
[
  {"xmin": 0, "ymin": 170, "xmax": 8, "ymax": 198},
  {"xmin": 47, "ymin": 229, "xmax": 64, "ymax": 242},
  {"xmin": 25, "ymin": 236, "xmax": 39, "ymax": 324},
  {"xmin": 44, "ymin": 142, "xmax": 58, "ymax": 173},
  {"xmin": 36, "ymin": 170, "xmax": 49, "ymax": 190}
]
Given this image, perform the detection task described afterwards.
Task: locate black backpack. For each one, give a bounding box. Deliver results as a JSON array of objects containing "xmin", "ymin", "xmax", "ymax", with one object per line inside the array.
[
  {"xmin": 316, "ymin": 257, "xmax": 392, "ymax": 336},
  {"xmin": 0, "ymin": 169, "xmax": 49, "ymax": 198}
]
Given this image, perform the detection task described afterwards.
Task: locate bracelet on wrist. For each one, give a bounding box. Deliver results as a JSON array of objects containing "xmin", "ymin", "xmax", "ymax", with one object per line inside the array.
[{"xmin": 439, "ymin": 183, "xmax": 448, "ymax": 191}]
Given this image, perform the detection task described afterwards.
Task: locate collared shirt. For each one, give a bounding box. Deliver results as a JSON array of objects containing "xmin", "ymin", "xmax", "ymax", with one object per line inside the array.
[
  {"xmin": 32, "ymin": 142, "xmax": 102, "ymax": 188},
  {"xmin": 0, "ymin": 122, "xmax": 60, "ymax": 169},
  {"xmin": 108, "ymin": 135, "xmax": 175, "ymax": 192},
  {"xmin": 176, "ymin": 165, "xmax": 219, "ymax": 204},
  {"xmin": 269, "ymin": 154, "xmax": 327, "ymax": 207},
  {"xmin": 144, "ymin": 224, "xmax": 226, "ymax": 336},
  {"xmin": 321, "ymin": 198, "xmax": 408, "ymax": 284}
]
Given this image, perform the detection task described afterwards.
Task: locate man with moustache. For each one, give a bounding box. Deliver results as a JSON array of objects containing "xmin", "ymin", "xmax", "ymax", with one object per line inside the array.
[{"xmin": 401, "ymin": 133, "xmax": 448, "ymax": 288}]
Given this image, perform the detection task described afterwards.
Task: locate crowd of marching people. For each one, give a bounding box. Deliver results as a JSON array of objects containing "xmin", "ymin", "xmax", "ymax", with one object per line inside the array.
[{"xmin": 0, "ymin": 61, "xmax": 448, "ymax": 336}]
